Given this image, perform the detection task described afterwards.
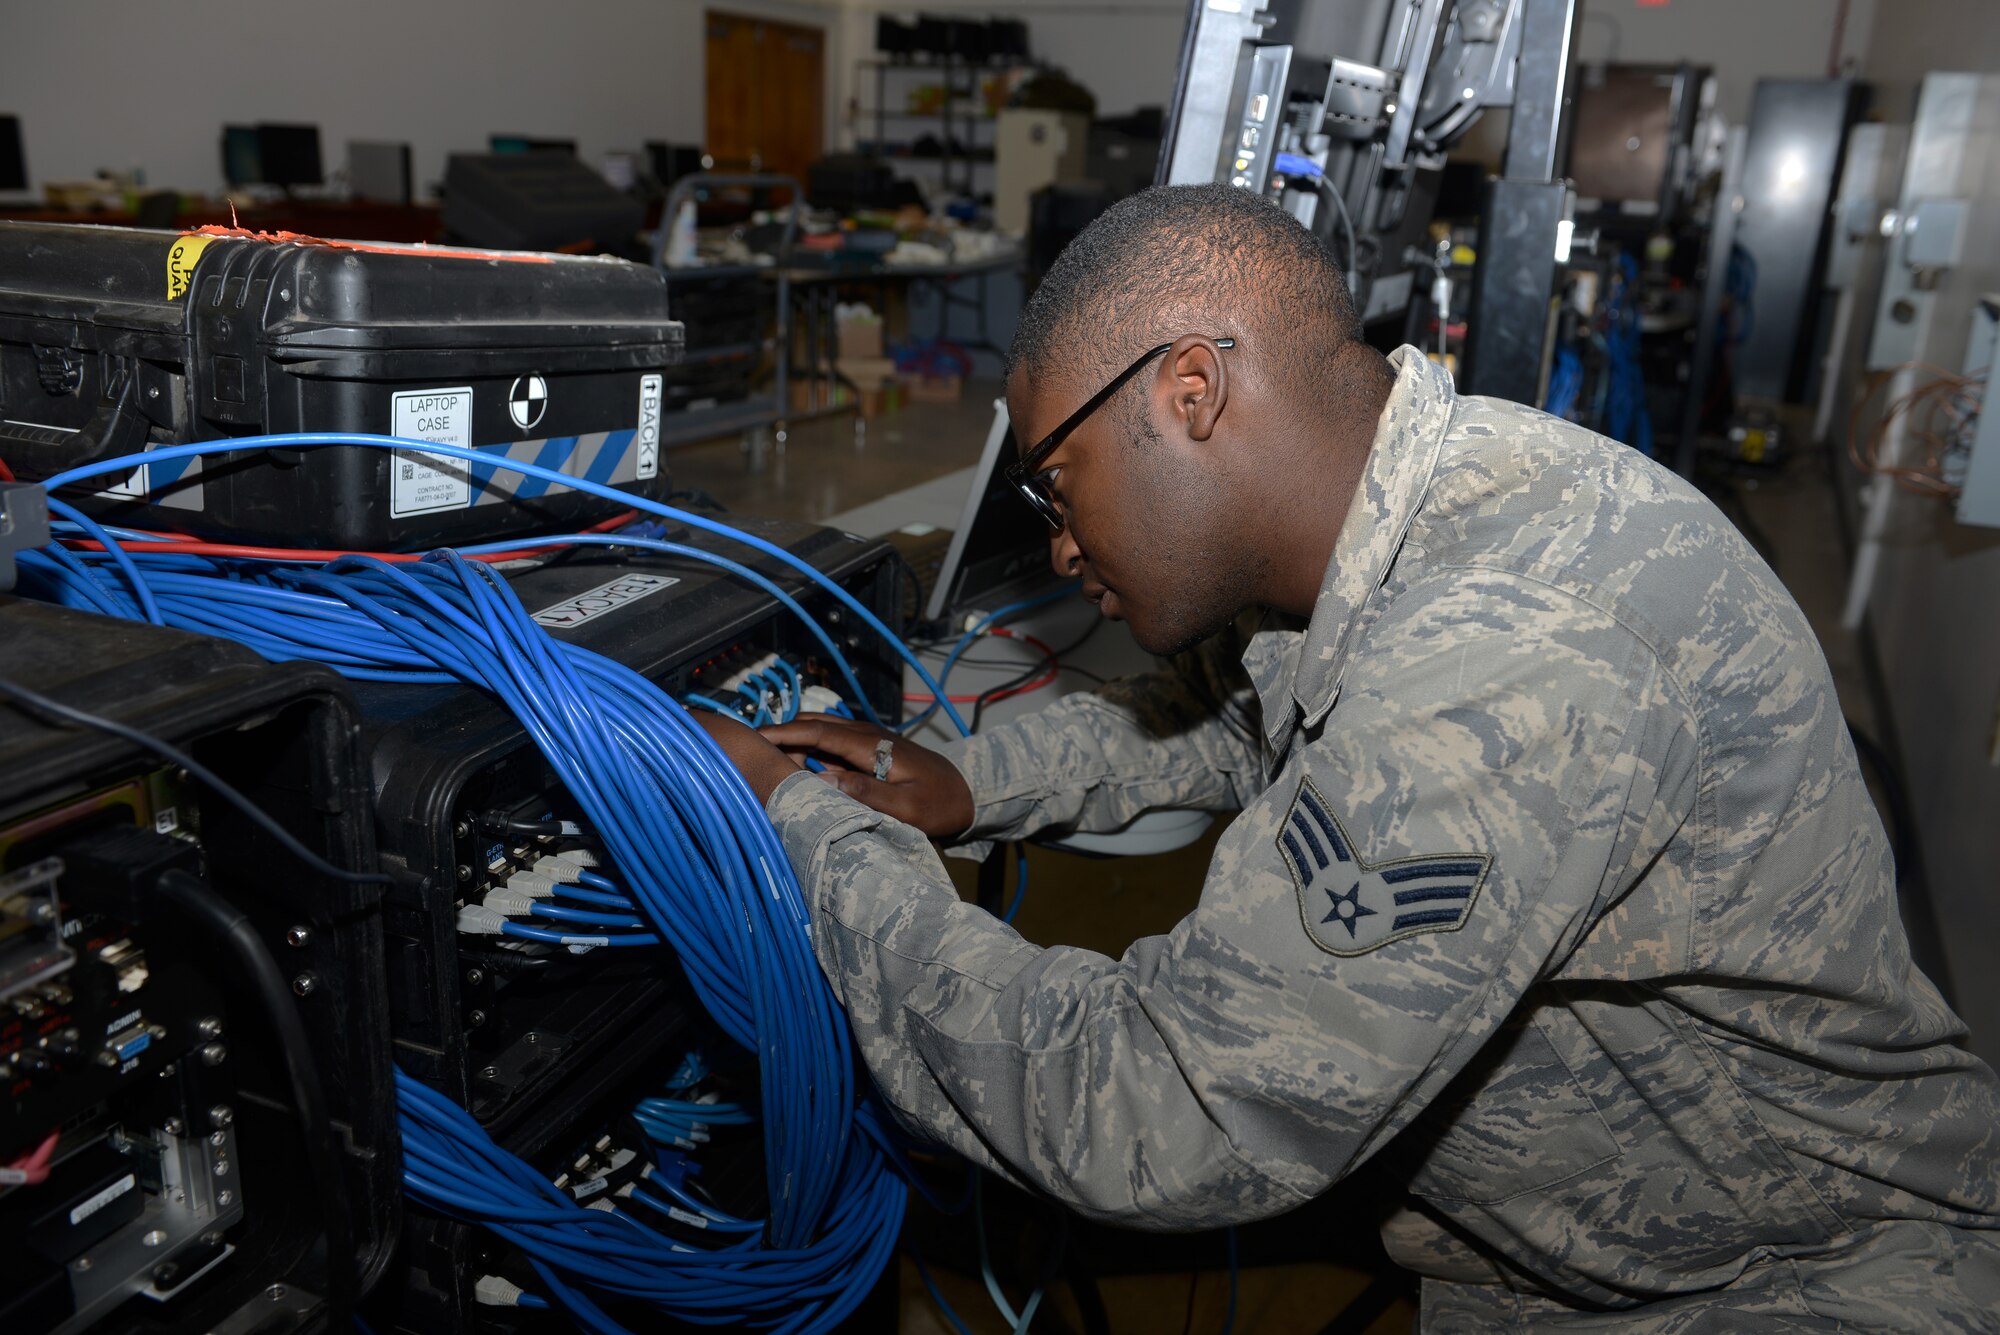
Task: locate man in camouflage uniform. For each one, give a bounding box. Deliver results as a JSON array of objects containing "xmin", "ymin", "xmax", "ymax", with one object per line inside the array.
[{"xmin": 701, "ymin": 184, "xmax": 2000, "ymax": 1330}]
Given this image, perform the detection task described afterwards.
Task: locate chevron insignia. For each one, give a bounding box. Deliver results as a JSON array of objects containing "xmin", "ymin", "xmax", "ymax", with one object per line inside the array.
[{"xmin": 1278, "ymin": 778, "xmax": 1490, "ymax": 957}]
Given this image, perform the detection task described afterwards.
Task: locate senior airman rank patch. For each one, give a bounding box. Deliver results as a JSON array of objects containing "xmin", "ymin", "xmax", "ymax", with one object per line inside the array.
[{"xmin": 1279, "ymin": 778, "xmax": 1490, "ymax": 956}]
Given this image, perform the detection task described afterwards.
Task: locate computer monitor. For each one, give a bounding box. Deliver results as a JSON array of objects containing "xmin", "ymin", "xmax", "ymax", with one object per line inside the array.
[
  {"xmin": 255, "ymin": 123, "xmax": 323, "ymax": 188},
  {"xmin": 645, "ymin": 142, "xmax": 707, "ymax": 191},
  {"xmin": 490, "ymin": 135, "xmax": 578, "ymax": 157},
  {"xmin": 926, "ymin": 402, "xmax": 1063, "ymax": 624},
  {"xmin": 348, "ymin": 140, "xmax": 413, "ymax": 204},
  {"xmin": 0, "ymin": 117, "xmax": 26, "ymax": 193},
  {"xmin": 442, "ymin": 152, "xmax": 644, "ymax": 252},
  {"xmin": 221, "ymin": 124, "xmax": 262, "ymax": 188}
]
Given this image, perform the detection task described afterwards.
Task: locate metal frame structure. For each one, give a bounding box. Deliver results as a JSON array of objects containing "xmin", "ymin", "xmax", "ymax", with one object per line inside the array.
[{"xmin": 1157, "ymin": 0, "xmax": 1580, "ymax": 405}]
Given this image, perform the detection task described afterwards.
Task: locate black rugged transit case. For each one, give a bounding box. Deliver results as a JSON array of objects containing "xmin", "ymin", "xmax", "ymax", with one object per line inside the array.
[{"xmin": 0, "ymin": 222, "xmax": 683, "ymax": 549}]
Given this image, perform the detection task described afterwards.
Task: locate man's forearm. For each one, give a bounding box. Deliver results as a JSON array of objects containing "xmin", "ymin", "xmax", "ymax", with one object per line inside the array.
[{"xmin": 937, "ymin": 682, "xmax": 1266, "ymax": 845}]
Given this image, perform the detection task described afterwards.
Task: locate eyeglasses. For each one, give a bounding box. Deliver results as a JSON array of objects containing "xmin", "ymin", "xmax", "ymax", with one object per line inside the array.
[{"xmin": 1005, "ymin": 336, "xmax": 1236, "ymax": 531}]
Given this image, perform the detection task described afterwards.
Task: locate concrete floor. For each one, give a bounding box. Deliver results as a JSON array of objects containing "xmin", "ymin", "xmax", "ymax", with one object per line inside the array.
[{"xmin": 666, "ymin": 389, "xmax": 1939, "ymax": 1335}]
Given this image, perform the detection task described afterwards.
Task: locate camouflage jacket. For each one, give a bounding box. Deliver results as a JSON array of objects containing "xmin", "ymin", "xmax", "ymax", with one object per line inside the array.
[{"xmin": 767, "ymin": 348, "xmax": 2000, "ymax": 1328}]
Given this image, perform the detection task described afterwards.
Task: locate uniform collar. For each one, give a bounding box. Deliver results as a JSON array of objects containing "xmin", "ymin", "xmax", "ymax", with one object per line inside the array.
[{"xmin": 1246, "ymin": 347, "xmax": 1456, "ymax": 748}]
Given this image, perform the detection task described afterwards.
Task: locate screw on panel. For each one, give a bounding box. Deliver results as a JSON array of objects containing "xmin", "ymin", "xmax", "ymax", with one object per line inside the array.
[
  {"xmin": 467, "ymin": 1010, "xmax": 487, "ymax": 1027},
  {"xmin": 213, "ymin": 1159, "xmax": 229, "ymax": 1177},
  {"xmin": 218, "ymin": 1190, "xmax": 235, "ymax": 1207},
  {"xmin": 453, "ymin": 820, "xmax": 471, "ymax": 839},
  {"xmin": 197, "ymin": 1017, "xmax": 223, "ymax": 1038},
  {"xmin": 200, "ymin": 1230, "xmax": 224, "ymax": 1247},
  {"xmin": 285, "ymin": 926, "xmax": 312, "ymax": 948},
  {"xmin": 142, "ymin": 1230, "xmax": 168, "ymax": 1248},
  {"xmin": 74, "ymin": 1257, "xmax": 92, "ymax": 1272},
  {"xmin": 209, "ymin": 1130, "xmax": 227, "ymax": 1148},
  {"xmin": 162, "ymin": 1117, "xmax": 186, "ymax": 1136},
  {"xmin": 209, "ymin": 1104, "xmax": 233, "ymax": 1128},
  {"xmin": 291, "ymin": 973, "xmax": 318, "ymax": 997},
  {"xmin": 456, "ymin": 865, "xmax": 473, "ymax": 883},
  {"xmin": 478, "ymin": 1065, "xmax": 497, "ymax": 1080},
  {"xmin": 152, "ymin": 1261, "xmax": 180, "ymax": 1285},
  {"xmin": 199, "ymin": 1042, "xmax": 227, "ymax": 1067},
  {"xmin": 465, "ymin": 968, "xmax": 485, "ymax": 986}
]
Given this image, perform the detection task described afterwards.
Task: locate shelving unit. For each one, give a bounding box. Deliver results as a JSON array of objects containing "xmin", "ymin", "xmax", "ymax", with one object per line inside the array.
[{"xmin": 855, "ymin": 57, "xmax": 1010, "ymax": 197}]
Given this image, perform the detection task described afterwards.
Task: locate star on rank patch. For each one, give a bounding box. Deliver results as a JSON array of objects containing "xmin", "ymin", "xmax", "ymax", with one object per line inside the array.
[{"xmin": 1278, "ymin": 778, "xmax": 1490, "ymax": 956}]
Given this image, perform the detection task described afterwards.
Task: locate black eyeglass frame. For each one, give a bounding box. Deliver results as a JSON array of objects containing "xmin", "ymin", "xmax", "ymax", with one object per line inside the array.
[{"xmin": 1005, "ymin": 336, "xmax": 1236, "ymax": 531}]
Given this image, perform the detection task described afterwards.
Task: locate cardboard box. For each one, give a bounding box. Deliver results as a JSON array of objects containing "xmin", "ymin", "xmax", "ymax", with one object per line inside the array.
[
  {"xmin": 837, "ymin": 316, "xmax": 884, "ymax": 361},
  {"xmin": 836, "ymin": 356, "xmax": 899, "ymax": 390},
  {"xmin": 905, "ymin": 374, "xmax": 963, "ymax": 402},
  {"xmin": 858, "ymin": 382, "xmax": 907, "ymax": 419}
]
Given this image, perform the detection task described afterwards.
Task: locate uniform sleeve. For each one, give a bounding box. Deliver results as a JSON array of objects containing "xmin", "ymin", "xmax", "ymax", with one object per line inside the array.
[
  {"xmin": 768, "ymin": 570, "xmax": 1665, "ymax": 1227},
  {"xmin": 933, "ymin": 625, "xmax": 1268, "ymax": 844}
]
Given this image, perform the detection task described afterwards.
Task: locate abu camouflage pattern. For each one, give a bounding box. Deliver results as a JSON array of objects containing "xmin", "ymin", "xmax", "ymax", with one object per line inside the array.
[
  {"xmin": 766, "ymin": 349, "xmax": 2000, "ymax": 1329},
  {"xmin": 1278, "ymin": 775, "xmax": 1490, "ymax": 956}
]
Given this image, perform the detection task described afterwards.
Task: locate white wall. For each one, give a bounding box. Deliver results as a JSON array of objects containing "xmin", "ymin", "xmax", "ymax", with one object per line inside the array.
[
  {"xmin": 1, "ymin": 0, "xmax": 1884, "ymax": 203},
  {"xmin": 0, "ymin": 0, "xmax": 842, "ymax": 201},
  {"xmin": 1576, "ymin": 0, "xmax": 1876, "ymax": 124}
]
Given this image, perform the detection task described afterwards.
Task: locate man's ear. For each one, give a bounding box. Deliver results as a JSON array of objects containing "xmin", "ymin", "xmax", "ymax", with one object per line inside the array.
[{"xmin": 1165, "ymin": 334, "xmax": 1229, "ymax": 443}]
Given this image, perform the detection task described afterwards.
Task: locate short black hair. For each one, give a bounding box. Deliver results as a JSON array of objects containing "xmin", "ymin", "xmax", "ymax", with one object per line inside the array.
[{"xmin": 1007, "ymin": 183, "xmax": 1363, "ymax": 396}]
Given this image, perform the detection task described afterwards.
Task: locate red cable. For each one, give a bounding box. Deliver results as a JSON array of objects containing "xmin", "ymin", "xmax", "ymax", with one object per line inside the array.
[
  {"xmin": 903, "ymin": 628, "xmax": 1062, "ymax": 704},
  {"xmin": 61, "ymin": 509, "xmax": 639, "ymax": 564},
  {"xmin": 0, "ymin": 457, "xmax": 15, "ymax": 482},
  {"xmin": 2, "ymin": 1129, "xmax": 59, "ymax": 1186}
]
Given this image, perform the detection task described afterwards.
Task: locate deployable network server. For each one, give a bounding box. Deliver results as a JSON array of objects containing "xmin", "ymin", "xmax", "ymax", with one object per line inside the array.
[
  {"xmin": 0, "ymin": 598, "xmax": 398, "ymax": 1335},
  {"xmin": 0, "ymin": 223, "xmax": 682, "ymax": 549},
  {"xmin": 357, "ymin": 517, "xmax": 905, "ymax": 1333}
]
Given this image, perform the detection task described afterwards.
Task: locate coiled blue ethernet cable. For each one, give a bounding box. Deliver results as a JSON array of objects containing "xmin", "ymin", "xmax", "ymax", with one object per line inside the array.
[
  {"xmin": 38, "ymin": 433, "xmax": 969, "ymax": 732},
  {"xmin": 18, "ymin": 439, "xmax": 1011, "ymax": 1330}
]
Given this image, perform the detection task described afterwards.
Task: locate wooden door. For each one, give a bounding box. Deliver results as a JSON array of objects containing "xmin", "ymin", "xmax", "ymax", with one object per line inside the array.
[{"xmin": 705, "ymin": 12, "xmax": 825, "ymax": 182}]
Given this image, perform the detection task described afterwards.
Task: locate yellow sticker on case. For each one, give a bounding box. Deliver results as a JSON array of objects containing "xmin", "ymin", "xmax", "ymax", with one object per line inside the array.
[{"xmin": 165, "ymin": 235, "xmax": 212, "ymax": 300}]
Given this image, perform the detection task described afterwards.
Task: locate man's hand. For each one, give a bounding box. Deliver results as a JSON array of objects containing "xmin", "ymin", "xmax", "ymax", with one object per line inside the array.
[
  {"xmin": 759, "ymin": 714, "xmax": 974, "ymax": 840},
  {"xmin": 690, "ymin": 712, "xmax": 803, "ymax": 804}
]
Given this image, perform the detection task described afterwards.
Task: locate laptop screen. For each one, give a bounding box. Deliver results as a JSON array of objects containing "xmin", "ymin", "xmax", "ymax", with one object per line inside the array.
[{"xmin": 926, "ymin": 402, "xmax": 1064, "ymax": 623}]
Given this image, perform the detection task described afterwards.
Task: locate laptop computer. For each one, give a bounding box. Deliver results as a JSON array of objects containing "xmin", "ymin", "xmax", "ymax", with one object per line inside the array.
[{"xmin": 924, "ymin": 403, "xmax": 1064, "ymax": 625}]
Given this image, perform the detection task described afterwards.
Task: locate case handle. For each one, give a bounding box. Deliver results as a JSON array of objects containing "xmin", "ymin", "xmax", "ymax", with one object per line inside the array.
[{"xmin": 0, "ymin": 361, "xmax": 151, "ymax": 484}]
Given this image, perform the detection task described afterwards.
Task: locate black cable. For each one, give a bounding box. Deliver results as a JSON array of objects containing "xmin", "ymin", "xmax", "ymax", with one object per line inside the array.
[
  {"xmin": 970, "ymin": 642, "xmax": 1061, "ymax": 733},
  {"xmin": 884, "ymin": 550, "xmax": 927, "ymax": 629},
  {"xmin": 665, "ymin": 486, "xmax": 729, "ymax": 513},
  {"xmin": 1315, "ymin": 177, "xmax": 1358, "ymax": 286},
  {"xmin": 0, "ymin": 676, "xmax": 390, "ymax": 886},
  {"xmin": 478, "ymin": 814, "xmax": 567, "ymax": 837},
  {"xmin": 154, "ymin": 868, "xmax": 354, "ymax": 1329}
]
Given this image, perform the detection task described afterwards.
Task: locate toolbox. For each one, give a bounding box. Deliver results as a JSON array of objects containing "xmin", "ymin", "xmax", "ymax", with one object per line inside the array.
[{"xmin": 0, "ymin": 222, "xmax": 684, "ymax": 549}]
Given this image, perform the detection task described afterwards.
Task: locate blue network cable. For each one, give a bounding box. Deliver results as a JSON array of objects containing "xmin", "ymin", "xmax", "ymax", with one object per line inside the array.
[
  {"xmin": 20, "ymin": 518, "xmax": 936, "ymax": 1331},
  {"xmin": 397, "ymin": 1069, "xmax": 902, "ymax": 1333},
  {"xmin": 18, "ymin": 435, "xmax": 1087, "ymax": 1331},
  {"xmin": 37, "ymin": 433, "xmax": 970, "ymax": 734},
  {"xmin": 901, "ymin": 582, "xmax": 1079, "ymax": 734}
]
